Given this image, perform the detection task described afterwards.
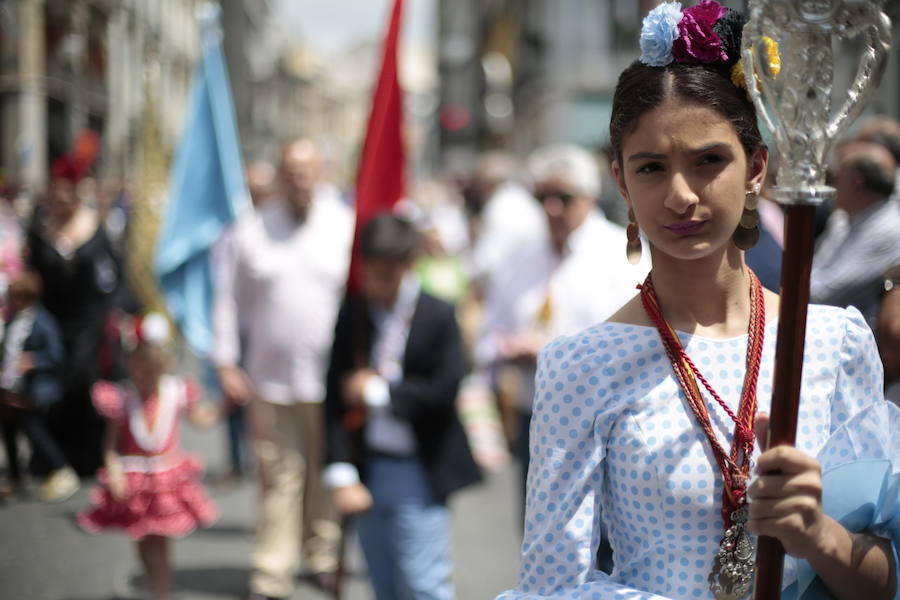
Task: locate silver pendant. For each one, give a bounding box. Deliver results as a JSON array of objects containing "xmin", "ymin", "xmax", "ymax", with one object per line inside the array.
[{"xmin": 709, "ymin": 505, "xmax": 755, "ymax": 600}]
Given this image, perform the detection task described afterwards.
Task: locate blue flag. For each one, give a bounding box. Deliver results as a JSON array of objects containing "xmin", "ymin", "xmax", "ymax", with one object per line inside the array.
[{"xmin": 155, "ymin": 6, "xmax": 248, "ymax": 356}]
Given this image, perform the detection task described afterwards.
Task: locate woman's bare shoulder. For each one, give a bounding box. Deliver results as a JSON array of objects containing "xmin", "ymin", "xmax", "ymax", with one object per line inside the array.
[{"xmin": 605, "ymin": 294, "xmax": 652, "ymax": 328}]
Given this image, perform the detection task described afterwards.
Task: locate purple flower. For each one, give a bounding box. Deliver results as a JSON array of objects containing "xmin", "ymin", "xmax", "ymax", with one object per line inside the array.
[
  {"xmin": 672, "ymin": 0, "xmax": 729, "ymax": 64},
  {"xmin": 639, "ymin": 2, "xmax": 684, "ymax": 67}
]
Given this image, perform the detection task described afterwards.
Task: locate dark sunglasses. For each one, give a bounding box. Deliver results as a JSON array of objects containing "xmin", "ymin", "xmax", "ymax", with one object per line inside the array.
[{"xmin": 534, "ymin": 190, "xmax": 577, "ymax": 205}]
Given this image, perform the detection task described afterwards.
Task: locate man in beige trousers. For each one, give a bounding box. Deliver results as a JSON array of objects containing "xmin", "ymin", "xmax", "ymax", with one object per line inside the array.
[{"xmin": 213, "ymin": 139, "xmax": 353, "ymax": 600}]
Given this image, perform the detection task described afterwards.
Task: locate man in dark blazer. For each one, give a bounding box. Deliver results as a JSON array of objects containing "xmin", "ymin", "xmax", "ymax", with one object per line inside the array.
[{"xmin": 323, "ymin": 214, "xmax": 481, "ymax": 600}]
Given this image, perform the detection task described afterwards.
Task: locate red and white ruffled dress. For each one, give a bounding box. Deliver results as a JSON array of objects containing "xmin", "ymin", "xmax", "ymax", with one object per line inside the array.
[{"xmin": 78, "ymin": 376, "xmax": 218, "ymax": 540}]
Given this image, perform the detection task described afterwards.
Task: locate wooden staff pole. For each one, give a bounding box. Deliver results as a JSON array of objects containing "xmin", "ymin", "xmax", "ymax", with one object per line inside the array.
[
  {"xmin": 753, "ymin": 204, "xmax": 818, "ymax": 599},
  {"xmin": 743, "ymin": 2, "xmax": 891, "ymax": 597}
]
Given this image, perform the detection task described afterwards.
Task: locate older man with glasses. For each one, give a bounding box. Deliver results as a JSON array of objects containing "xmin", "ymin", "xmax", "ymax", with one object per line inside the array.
[{"xmin": 474, "ymin": 144, "xmax": 648, "ymax": 512}]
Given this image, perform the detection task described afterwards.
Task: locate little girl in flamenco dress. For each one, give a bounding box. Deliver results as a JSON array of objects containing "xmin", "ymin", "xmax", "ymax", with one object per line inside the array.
[{"xmin": 78, "ymin": 312, "xmax": 218, "ymax": 600}]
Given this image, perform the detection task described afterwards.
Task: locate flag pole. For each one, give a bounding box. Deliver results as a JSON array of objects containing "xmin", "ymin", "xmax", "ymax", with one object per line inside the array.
[{"xmin": 154, "ymin": 1, "xmax": 248, "ymax": 356}]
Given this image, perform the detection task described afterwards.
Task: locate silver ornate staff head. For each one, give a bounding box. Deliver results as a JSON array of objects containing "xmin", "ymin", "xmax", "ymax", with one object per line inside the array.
[{"xmin": 742, "ymin": 0, "xmax": 891, "ymax": 205}]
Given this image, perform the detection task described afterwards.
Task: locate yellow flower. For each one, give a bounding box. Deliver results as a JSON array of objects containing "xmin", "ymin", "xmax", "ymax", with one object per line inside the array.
[
  {"xmin": 761, "ymin": 36, "xmax": 781, "ymax": 77},
  {"xmin": 731, "ymin": 60, "xmax": 747, "ymax": 89},
  {"xmin": 731, "ymin": 36, "xmax": 781, "ymax": 93}
]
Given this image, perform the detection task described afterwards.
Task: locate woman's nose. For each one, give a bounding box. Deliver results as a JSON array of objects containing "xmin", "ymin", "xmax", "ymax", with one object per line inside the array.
[{"xmin": 664, "ymin": 172, "xmax": 700, "ymax": 214}]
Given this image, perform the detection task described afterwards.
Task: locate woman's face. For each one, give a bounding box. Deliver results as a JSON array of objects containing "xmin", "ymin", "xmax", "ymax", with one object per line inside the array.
[
  {"xmin": 612, "ymin": 98, "xmax": 766, "ymax": 263},
  {"xmin": 48, "ymin": 179, "xmax": 79, "ymax": 224}
]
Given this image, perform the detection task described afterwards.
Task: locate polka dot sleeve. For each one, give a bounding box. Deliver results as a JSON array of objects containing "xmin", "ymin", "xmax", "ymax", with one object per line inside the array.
[
  {"xmin": 828, "ymin": 306, "xmax": 884, "ymax": 432},
  {"xmin": 787, "ymin": 307, "xmax": 900, "ymax": 598},
  {"xmin": 496, "ymin": 335, "xmax": 672, "ymax": 599},
  {"xmin": 814, "ymin": 305, "xmax": 894, "ymax": 473}
]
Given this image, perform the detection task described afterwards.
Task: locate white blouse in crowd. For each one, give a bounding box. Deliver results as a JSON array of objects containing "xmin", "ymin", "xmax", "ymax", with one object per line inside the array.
[
  {"xmin": 212, "ymin": 184, "xmax": 353, "ymax": 405},
  {"xmin": 468, "ymin": 181, "xmax": 546, "ymax": 287},
  {"xmin": 498, "ymin": 305, "xmax": 898, "ymax": 599},
  {"xmin": 475, "ymin": 210, "xmax": 648, "ymax": 412}
]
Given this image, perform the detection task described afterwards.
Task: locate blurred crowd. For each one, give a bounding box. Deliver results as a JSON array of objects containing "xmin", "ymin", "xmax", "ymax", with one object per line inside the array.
[{"xmin": 1, "ymin": 111, "xmax": 900, "ymax": 598}]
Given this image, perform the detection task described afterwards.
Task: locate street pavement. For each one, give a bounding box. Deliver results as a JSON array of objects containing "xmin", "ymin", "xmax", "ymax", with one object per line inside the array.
[{"xmin": 0, "ymin": 419, "xmax": 521, "ymax": 600}]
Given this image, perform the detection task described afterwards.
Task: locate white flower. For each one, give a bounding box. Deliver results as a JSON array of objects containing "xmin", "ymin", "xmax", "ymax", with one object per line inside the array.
[
  {"xmin": 639, "ymin": 2, "xmax": 684, "ymax": 67},
  {"xmin": 141, "ymin": 313, "xmax": 171, "ymax": 346}
]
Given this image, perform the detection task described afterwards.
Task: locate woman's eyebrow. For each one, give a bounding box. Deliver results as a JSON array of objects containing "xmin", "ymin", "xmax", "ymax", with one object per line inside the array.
[
  {"xmin": 627, "ymin": 151, "xmax": 666, "ymax": 162},
  {"xmin": 689, "ymin": 142, "xmax": 729, "ymax": 154},
  {"xmin": 627, "ymin": 142, "xmax": 730, "ymax": 162}
]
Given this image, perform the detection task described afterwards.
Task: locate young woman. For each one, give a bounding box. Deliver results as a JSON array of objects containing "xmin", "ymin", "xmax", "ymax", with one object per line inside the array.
[{"xmin": 498, "ymin": 2, "xmax": 899, "ymax": 599}]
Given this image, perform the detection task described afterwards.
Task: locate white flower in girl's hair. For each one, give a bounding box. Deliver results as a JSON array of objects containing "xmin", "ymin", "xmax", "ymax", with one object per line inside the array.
[
  {"xmin": 139, "ymin": 312, "xmax": 171, "ymax": 347},
  {"xmin": 640, "ymin": 2, "xmax": 684, "ymax": 67}
]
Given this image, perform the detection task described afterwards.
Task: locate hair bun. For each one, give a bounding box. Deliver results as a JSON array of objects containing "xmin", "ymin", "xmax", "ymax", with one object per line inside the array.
[{"xmin": 712, "ymin": 9, "xmax": 747, "ymax": 68}]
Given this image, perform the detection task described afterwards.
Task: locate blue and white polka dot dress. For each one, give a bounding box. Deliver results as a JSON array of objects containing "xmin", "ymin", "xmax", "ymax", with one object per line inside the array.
[{"xmin": 497, "ymin": 305, "xmax": 886, "ymax": 599}]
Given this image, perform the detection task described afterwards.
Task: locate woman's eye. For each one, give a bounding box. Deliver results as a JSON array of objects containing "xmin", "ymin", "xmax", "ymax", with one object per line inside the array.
[
  {"xmin": 636, "ymin": 162, "xmax": 663, "ymax": 174},
  {"xmin": 699, "ymin": 154, "xmax": 724, "ymax": 165}
]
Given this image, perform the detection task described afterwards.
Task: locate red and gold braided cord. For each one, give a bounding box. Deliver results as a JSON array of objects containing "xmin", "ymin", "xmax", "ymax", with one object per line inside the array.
[{"xmin": 638, "ymin": 270, "xmax": 765, "ymax": 527}]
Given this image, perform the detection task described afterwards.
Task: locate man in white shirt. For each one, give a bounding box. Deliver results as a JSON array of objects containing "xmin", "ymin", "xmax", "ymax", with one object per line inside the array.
[
  {"xmin": 810, "ymin": 141, "xmax": 900, "ymax": 329},
  {"xmin": 212, "ymin": 139, "xmax": 353, "ymax": 600},
  {"xmin": 466, "ymin": 152, "xmax": 546, "ymax": 294},
  {"xmin": 474, "ymin": 144, "xmax": 648, "ymax": 508}
]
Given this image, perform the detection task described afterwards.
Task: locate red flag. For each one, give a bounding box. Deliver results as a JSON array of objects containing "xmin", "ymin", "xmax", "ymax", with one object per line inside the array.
[{"xmin": 347, "ymin": 0, "xmax": 406, "ymax": 293}]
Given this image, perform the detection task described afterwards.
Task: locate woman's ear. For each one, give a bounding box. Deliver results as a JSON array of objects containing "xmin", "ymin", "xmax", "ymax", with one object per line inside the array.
[
  {"xmin": 611, "ymin": 159, "xmax": 632, "ymax": 207},
  {"xmin": 748, "ymin": 146, "xmax": 769, "ymax": 191}
]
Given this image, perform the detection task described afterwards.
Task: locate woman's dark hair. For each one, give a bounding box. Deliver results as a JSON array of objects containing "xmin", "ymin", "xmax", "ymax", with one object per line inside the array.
[
  {"xmin": 360, "ymin": 213, "xmax": 422, "ymax": 262},
  {"xmin": 609, "ymin": 62, "xmax": 764, "ymax": 164}
]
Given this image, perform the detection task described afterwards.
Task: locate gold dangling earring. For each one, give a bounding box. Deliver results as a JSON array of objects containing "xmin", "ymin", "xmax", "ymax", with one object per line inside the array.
[
  {"xmin": 626, "ymin": 208, "xmax": 643, "ymax": 265},
  {"xmin": 733, "ymin": 183, "xmax": 761, "ymax": 251}
]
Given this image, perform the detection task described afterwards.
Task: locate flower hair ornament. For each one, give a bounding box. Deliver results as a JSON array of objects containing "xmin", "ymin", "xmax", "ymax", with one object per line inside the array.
[
  {"xmin": 639, "ymin": 1, "xmax": 780, "ymax": 95},
  {"xmin": 730, "ymin": 35, "xmax": 781, "ymax": 94},
  {"xmin": 120, "ymin": 312, "xmax": 172, "ymax": 352}
]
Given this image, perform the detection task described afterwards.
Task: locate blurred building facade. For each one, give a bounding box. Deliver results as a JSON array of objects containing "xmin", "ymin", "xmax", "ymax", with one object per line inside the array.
[
  {"xmin": 437, "ymin": 0, "xmax": 900, "ymax": 171},
  {"xmin": 436, "ymin": 0, "xmax": 660, "ymax": 172},
  {"xmin": 0, "ymin": 0, "xmax": 440, "ymax": 195},
  {"xmin": 222, "ymin": 0, "xmax": 440, "ymax": 188},
  {"xmin": 220, "ymin": 0, "xmax": 294, "ymax": 168},
  {"xmin": 0, "ymin": 0, "xmax": 201, "ymax": 192},
  {"xmin": 220, "ymin": 0, "xmax": 370, "ymax": 186},
  {"xmin": 2, "ymin": 1, "xmax": 898, "ymax": 193}
]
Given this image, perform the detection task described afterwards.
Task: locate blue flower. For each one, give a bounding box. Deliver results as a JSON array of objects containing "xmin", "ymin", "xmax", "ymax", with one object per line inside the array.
[{"xmin": 639, "ymin": 2, "xmax": 684, "ymax": 67}]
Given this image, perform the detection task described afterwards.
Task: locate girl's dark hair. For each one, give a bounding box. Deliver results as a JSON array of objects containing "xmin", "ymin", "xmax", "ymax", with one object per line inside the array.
[
  {"xmin": 361, "ymin": 213, "xmax": 422, "ymax": 261},
  {"xmin": 609, "ymin": 62, "xmax": 763, "ymax": 164}
]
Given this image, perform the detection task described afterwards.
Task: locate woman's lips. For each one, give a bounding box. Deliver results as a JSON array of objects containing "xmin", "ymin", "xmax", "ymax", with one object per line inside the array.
[{"xmin": 665, "ymin": 220, "xmax": 707, "ymax": 235}]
